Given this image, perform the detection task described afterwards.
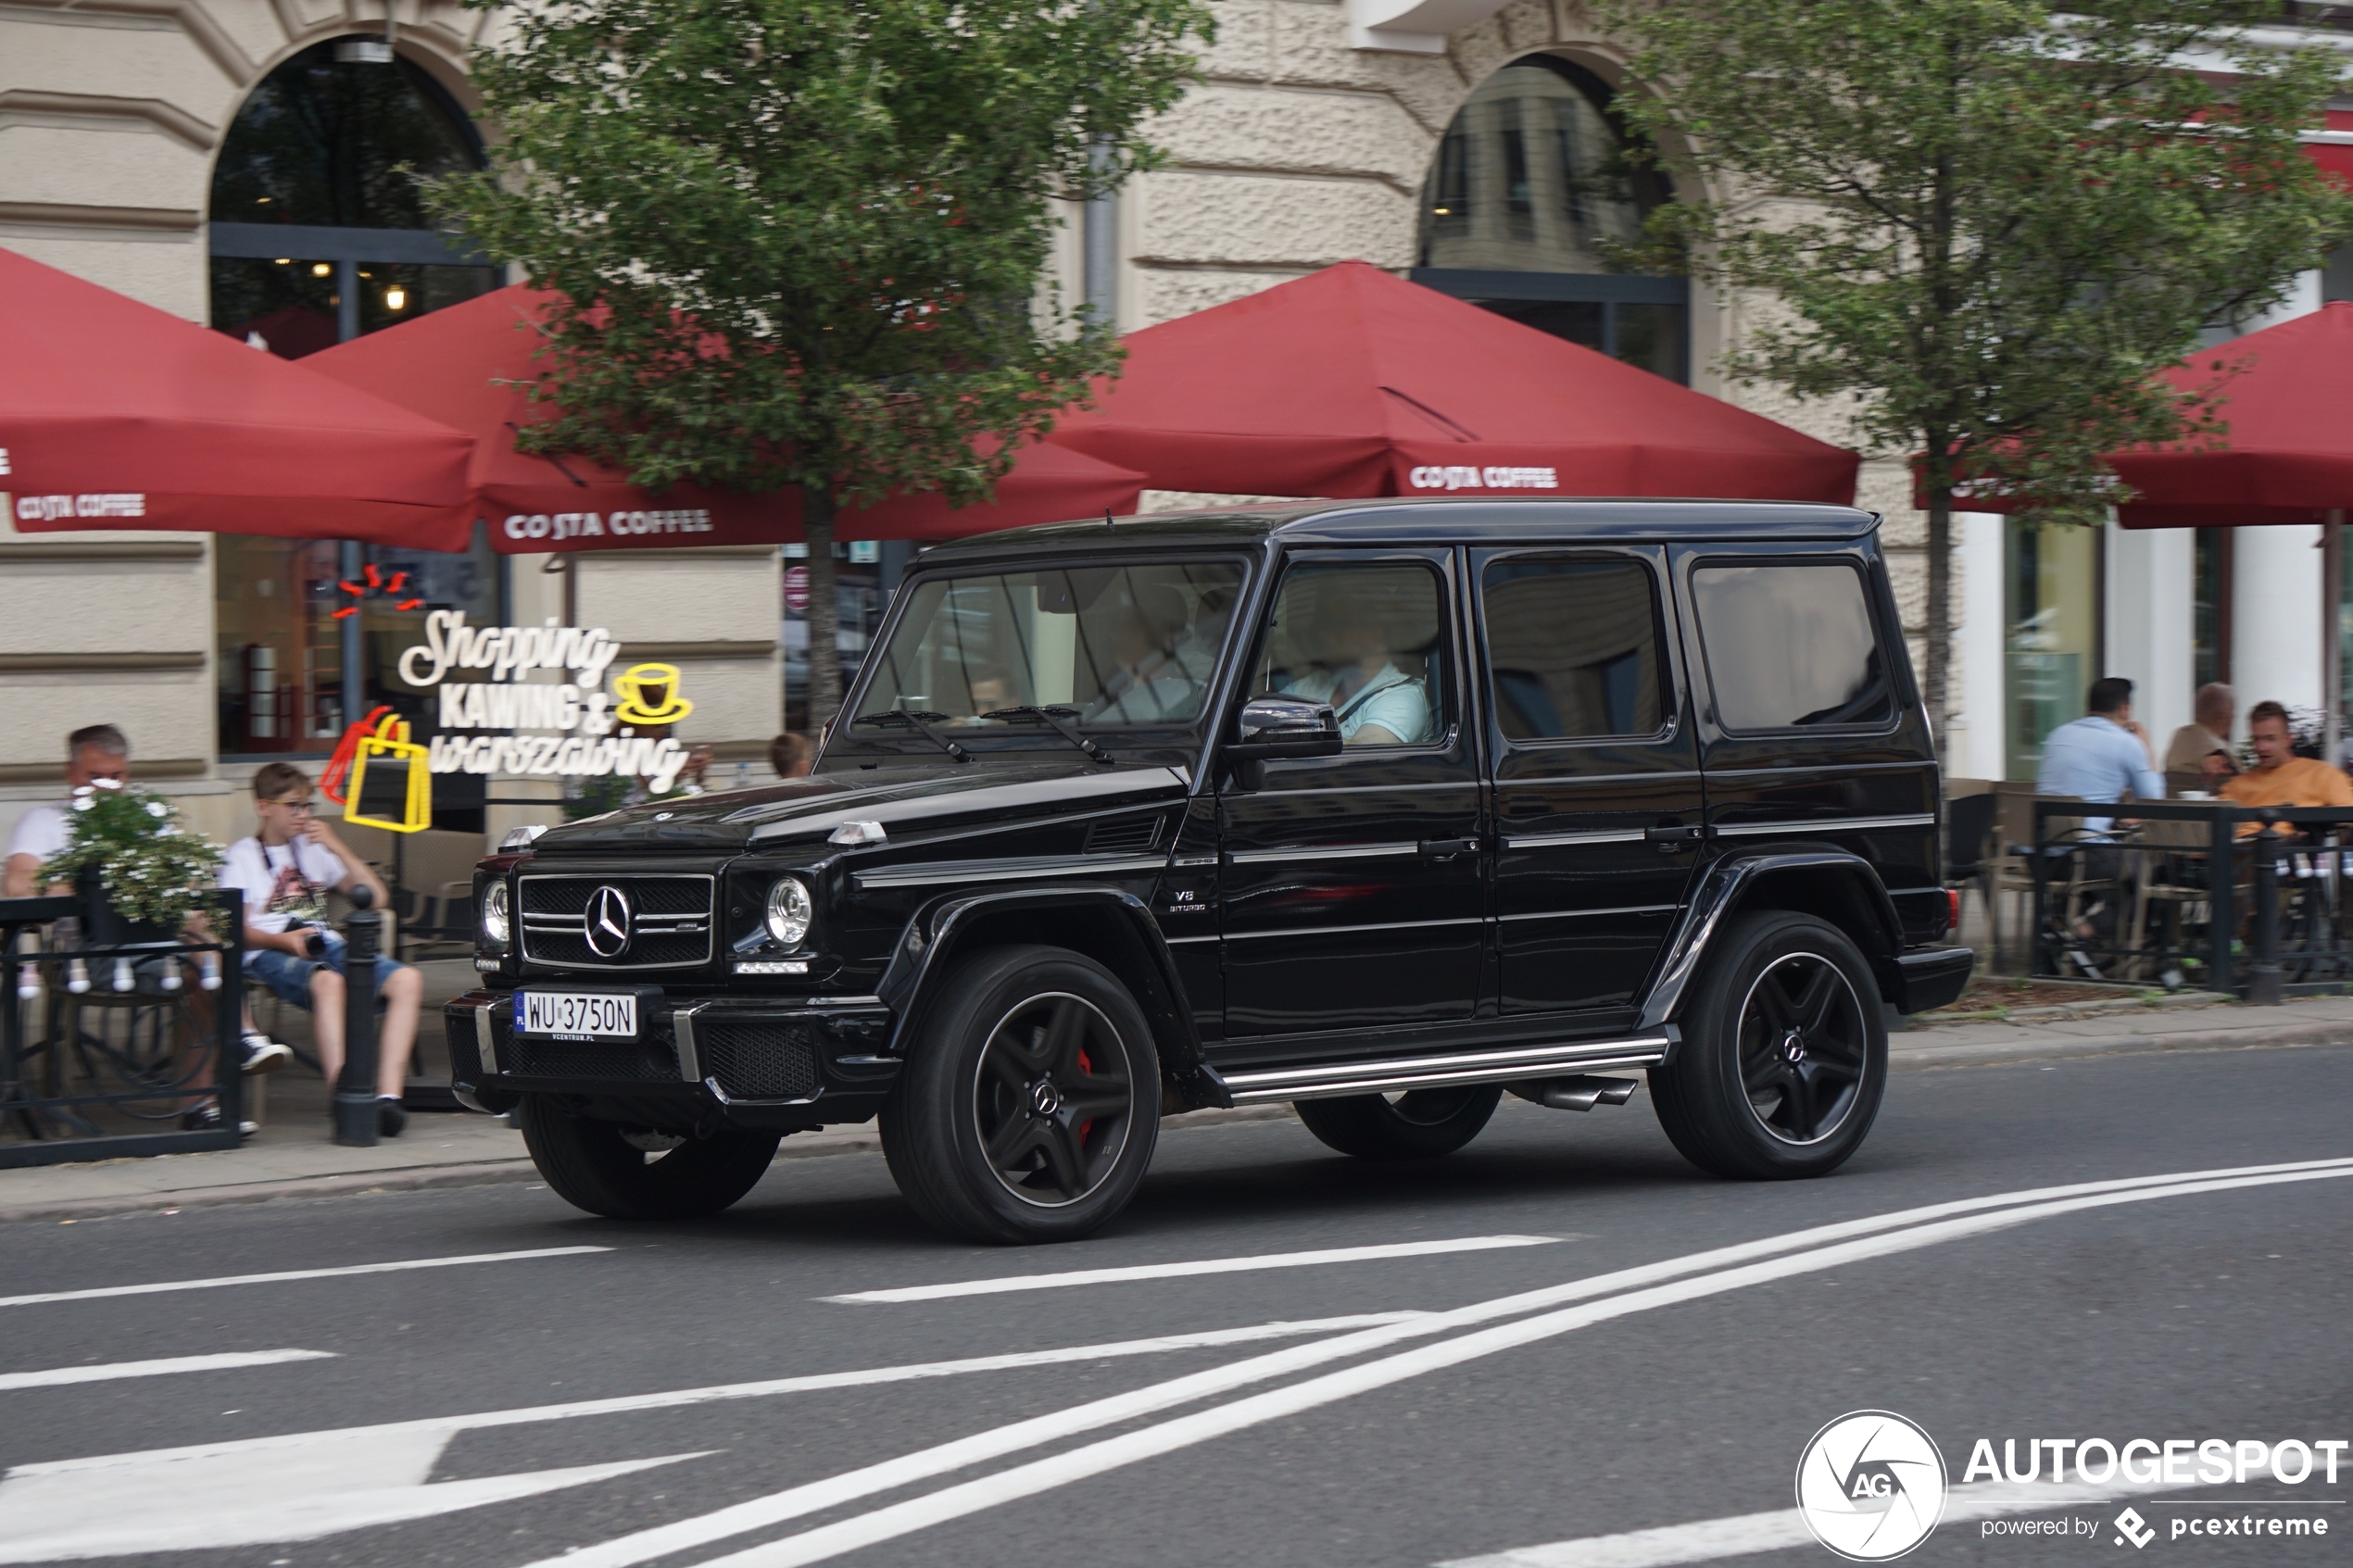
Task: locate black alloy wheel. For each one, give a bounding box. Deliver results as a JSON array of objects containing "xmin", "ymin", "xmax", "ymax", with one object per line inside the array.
[
  {"xmin": 1292, "ymin": 1083, "xmax": 1502, "ymax": 1160},
  {"xmin": 974, "ymin": 991, "xmax": 1136, "ymax": 1208},
  {"xmin": 882, "ymin": 945, "xmax": 1160, "ymax": 1244},
  {"xmin": 1734, "ymin": 951, "xmax": 1869, "ymax": 1145},
  {"xmin": 1649, "ymin": 909, "xmax": 1888, "ymax": 1180}
]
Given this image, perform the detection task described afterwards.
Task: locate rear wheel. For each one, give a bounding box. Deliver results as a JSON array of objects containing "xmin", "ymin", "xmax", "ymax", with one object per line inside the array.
[
  {"xmin": 1648, "ymin": 909, "xmax": 1886, "ymax": 1180},
  {"xmin": 516, "ymin": 1096, "xmax": 780, "ymax": 1219},
  {"xmin": 881, "ymin": 946, "xmax": 1160, "ymax": 1244},
  {"xmin": 1292, "ymin": 1084, "xmax": 1502, "ymax": 1160}
]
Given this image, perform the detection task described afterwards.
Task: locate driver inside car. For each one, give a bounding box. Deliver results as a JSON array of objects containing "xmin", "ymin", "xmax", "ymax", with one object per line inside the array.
[{"xmin": 1279, "ymin": 590, "xmax": 1432, "ymax": 746}]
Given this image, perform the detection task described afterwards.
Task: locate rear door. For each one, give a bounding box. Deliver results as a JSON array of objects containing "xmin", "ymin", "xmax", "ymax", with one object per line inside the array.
[{"xmin": 1475, "ymin": 547, "xmax": 1707, "ymax": 1015}]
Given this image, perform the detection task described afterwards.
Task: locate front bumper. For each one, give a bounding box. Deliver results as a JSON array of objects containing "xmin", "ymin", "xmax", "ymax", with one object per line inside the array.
[{"xmin": 445, "ymin": 990, "xmax": 898, "ymax": 1128}]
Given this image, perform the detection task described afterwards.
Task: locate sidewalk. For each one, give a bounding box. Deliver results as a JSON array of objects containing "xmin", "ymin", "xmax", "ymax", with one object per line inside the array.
[{"xmin": 5, "ymin": 995, "xmax": 2347, "ymax": 1224}]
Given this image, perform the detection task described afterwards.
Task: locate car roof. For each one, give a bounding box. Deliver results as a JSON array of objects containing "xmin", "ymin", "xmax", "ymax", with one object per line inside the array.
[{"xmin": 915, "ymin": 497, "xmax": 1881, "ymax": 564}]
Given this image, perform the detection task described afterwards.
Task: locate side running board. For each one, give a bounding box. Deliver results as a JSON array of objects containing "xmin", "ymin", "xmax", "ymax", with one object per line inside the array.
[{"xmin": 1206, "ymin": 1032, "xmax": 1674, "ymax": 1105}]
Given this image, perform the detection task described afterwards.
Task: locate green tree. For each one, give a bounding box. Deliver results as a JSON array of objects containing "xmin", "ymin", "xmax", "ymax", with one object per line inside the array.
[
  {"xmin": 431, "ymin": 0, "xmax": 1212, "ymax": 724},
  {"xmin": 1593, "ymin": 0, "xmax": 2349, "ymax": 744}
]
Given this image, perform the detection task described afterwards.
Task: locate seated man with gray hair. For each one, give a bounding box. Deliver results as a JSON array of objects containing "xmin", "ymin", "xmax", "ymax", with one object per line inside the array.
[{"xmin": 2163, "ymin": 683, "xmax": 2237, "ymax": 797}]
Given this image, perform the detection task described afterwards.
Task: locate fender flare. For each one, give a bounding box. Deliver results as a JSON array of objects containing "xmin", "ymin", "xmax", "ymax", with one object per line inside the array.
[
  {"xmin": 876, "ymin": 884, "xmax": 1216, "ymax": 1104},
  {"xmin": 1640, "ymin": 848, "xmax": 1907, "ymax": 1033}
]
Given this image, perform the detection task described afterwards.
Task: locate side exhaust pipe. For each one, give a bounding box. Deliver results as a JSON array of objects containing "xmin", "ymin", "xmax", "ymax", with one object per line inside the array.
[{"xmin": 1514, "ymin": 1074, "xmax": 1641, "ymax": 1112}]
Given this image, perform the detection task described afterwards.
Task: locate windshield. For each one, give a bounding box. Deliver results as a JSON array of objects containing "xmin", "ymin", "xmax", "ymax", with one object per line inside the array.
[{"xmin": 856, "ymin": 560, "xmax": 1248, "ymax": 730}]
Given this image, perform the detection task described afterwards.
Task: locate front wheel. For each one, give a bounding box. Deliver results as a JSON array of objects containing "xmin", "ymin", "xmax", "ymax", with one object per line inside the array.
[
  {"xmin": 880, "ymin": 946, "xmax": 1160, "ymax": 1244},
  {"xmin": 516, "ymin": 1097, "xmax": 780, "ymax": 1219},
  {"xmin": 1648, "ymin": 910, "xmax": 1886, "ymax": 1180},
  {"xmin": 1293, "ymin": 1085, "xmax": 1502, "ymax": 1160}
]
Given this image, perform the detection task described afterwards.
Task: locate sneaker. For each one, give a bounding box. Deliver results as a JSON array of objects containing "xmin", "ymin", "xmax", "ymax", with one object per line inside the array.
[
  {"xmin": 377, "ymin": 1097, "xmax": 408, "ymax": 1138},
  {"xmin": 240, "ymin": 1033, "xmax": 294, "ymax": 1076},
  {"xmin": 181, "ymin": 1104, "xmax": 258, "ymax": 1138}
]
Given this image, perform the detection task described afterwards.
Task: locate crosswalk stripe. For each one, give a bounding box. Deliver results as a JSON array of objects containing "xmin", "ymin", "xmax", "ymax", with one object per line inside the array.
[{"xmin": 0, "ymin": 1349, "xmax": 336, "ymax": 1392}]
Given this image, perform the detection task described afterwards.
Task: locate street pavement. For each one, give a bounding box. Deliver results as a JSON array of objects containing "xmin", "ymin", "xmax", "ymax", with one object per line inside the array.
[{"xmin": 0, "ymin": 1037, "xmax": 2347, "ymax": 1567}]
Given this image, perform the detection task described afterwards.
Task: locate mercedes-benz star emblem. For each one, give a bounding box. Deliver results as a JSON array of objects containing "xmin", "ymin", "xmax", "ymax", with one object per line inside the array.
[{"xmin": 584, "ymin": 884, "xmax": 634, "ymax": 959}]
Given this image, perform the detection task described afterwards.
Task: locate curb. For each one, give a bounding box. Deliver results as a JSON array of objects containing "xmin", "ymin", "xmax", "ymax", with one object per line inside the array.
[
  {"xmin": 1, "ymin": 1104, "xmax": 1302, "ymax": 1224},
  {"xmin": 1893, "ymin": 1015, "xmax": 2350, "ymax": 1070}
]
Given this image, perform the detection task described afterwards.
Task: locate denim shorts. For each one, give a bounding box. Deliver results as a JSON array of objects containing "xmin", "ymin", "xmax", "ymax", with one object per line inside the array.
[{"xmin": 248, "ymin": 938, "xmax": 408, "ymax": 1010}]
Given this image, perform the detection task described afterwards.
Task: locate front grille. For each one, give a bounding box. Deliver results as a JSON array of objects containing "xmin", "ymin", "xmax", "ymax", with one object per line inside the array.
[
  {"xmin": 699, "ymin": 1021, "xmax": 820, "ymax": 1101},
  {"xmin": 518, "ymin": 874, "xmax": 714, "ymax": 970},
  {"xmin": 489, "ymin": 1007, "xmax": 681, "ymax": 1081}
]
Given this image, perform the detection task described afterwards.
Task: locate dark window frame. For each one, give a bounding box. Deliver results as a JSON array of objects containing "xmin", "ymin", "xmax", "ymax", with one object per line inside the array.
[{"xmin": 1244, "ymin": 552, "xmax": 1464, "ymax": 758}]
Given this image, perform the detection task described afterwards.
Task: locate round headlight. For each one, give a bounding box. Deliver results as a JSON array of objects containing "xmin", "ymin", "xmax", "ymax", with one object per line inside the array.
[
  {"xmin": 765, "ymin": 876, "xmax": 813, "ymax": 948},
  {"xmin": 481, "ymin": 880, "xmax": 510, "ymax": 947}
]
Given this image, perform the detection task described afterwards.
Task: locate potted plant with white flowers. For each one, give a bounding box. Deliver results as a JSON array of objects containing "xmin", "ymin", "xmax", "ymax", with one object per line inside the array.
[{"xmin": 40, "ymin": 778, "xmax": 223, "ymax": 946}]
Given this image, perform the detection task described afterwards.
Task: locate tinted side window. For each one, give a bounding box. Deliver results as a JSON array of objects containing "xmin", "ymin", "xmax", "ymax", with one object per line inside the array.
[
  {"xmin": 1481, "ymin": 558, "xmax": 1666, "ymax": 741},
  {"xmin": 1692, "ymin": 562, "xmax": 1894, "ymax": 730}
]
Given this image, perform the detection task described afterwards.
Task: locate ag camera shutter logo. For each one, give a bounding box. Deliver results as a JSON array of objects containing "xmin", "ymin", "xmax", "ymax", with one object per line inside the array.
[{"xmin": 1795, "ymin": 1411, "xmax": 1948, "ymax": 1561}]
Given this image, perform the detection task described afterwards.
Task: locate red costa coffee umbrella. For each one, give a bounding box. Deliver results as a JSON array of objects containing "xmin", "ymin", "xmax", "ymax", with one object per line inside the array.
[
  {"xmin": 0, "ymin": 246, "xmax": 474, "ymax": 546},
  {"xmin": 303, "ymin": 285, "xmax": 1144, "ymax": 552},
  {"xmin": 1042, "ymin": 260, "xmax": 1857, "ymax": 504}
]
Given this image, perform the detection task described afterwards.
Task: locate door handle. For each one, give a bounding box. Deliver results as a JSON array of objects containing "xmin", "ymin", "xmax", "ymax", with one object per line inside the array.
[
  {"xmin": 1419, "ymin": 837, "xmax": 1479, "ymax": 862},
  {"xmin": 1644, "ymin": 824, "xmax": 1710, "ymax": 853}
]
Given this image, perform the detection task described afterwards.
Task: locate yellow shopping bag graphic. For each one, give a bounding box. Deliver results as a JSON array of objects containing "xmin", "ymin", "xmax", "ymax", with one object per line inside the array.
[{"xmin": 343, "ymin": 714, "xmax": 433, "ymax": 834}]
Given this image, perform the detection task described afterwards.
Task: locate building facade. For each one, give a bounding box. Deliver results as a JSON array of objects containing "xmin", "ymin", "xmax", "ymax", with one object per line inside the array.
[{"xmin": 3, "ymin": 0, "xmax": 2349, "ymax": 867}]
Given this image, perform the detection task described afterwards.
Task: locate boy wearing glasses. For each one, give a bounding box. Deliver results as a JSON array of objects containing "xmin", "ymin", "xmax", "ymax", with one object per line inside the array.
[{"xmin": 220, "ymin": 762, "xmax": 422, "ymax": 1136}]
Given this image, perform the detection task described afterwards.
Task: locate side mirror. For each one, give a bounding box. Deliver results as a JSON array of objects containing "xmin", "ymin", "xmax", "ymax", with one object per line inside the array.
[{"xmin": 1225, "ymin": 696, "xmax": 1341, "ymax": 785}]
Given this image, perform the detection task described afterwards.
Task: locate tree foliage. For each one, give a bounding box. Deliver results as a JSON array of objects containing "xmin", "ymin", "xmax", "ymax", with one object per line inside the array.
[
  {"xmin": 1593, "ymin": 0, "xmax": 2350, "ymax": 737},
  {"xmin": 430, "ymin": 0, "xmax": 1212, "ymax": 722}
]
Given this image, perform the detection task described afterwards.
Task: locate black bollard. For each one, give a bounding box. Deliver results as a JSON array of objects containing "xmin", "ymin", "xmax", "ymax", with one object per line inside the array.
[
  {"xmin": 2246, "ymin": 824, "xmax": 2284, "ymax": 1008},
  {"xmin": 331, "ymin": 884, "xmax": 382, "ymax": 1147}
]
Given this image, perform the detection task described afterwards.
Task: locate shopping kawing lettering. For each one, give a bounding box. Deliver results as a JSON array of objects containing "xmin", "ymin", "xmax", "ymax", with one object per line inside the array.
[{"xmin": 398, "ymin": 608, "xmax": 689, "ymax": 791}]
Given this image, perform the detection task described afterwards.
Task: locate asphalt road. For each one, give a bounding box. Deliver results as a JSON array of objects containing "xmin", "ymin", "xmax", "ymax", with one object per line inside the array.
[{"xmin": 3, "ymin": 1042, "xmax": 2349, "ymax": 1568}]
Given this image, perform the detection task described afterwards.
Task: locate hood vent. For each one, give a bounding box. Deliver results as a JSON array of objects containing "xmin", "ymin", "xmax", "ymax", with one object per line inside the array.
[{"xmin": 1085, "ymin": 814, "xmax": 1164, "ymax": 855}]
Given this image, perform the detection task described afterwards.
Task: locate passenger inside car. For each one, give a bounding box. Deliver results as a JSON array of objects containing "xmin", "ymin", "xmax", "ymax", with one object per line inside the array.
[{"xmin": 1263, "ymin": 566, "xmax": 1439, "ymax": 746}]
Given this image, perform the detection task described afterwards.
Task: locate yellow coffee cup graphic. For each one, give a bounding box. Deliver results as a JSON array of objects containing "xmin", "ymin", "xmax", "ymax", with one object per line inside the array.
[{"xmin": 611, "ymin": 662, "xmax": 694, "ymax": 725}]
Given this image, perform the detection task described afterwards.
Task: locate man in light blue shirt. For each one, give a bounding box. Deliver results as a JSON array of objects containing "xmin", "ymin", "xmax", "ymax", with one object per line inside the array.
[
  {"xmin": 2036, "ymin": 676, "xmax": 2164, "ymax": 831},
  {"xmin": 2035, "ymin": 676, "xmax": 2163, "ymax": 966}
]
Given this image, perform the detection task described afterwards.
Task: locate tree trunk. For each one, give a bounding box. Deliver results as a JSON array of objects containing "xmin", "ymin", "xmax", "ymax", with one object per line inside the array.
[
  {"xmin": 1922, "ymin": 460, "xmax": 1954, "ymax": 771},
  {"xmin": 804, "ymin": 484, "xmax": 842, "ymax": 733}
]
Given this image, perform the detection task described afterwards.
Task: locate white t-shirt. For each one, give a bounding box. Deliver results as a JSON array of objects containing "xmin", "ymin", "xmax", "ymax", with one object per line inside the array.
[
  {"xmin": 6, "ymin": 802, "xmax": 69, "ymax": 867},
  {"xmin": 219, "ymin": 835, "xmax": 349, "ymax": 944}
]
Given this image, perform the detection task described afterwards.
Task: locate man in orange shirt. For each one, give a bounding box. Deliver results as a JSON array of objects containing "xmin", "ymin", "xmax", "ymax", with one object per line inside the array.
[{"xmin": 2219, "ymin": 700, "xmax": 2353, "ymax": 832}]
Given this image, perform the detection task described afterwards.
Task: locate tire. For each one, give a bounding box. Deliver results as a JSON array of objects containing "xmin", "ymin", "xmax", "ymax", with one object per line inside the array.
[
  {"xmin": 1292, "ymin": 1084, "xmax": 1502, "ymax": 1160},
  {"xmin": 879, "ymin": 945, "xmax": 1160, "ymax": 1245},
  {"xmin": 1648, "ymin": 910, "xmax": 1887, "ymax": 1180},
  {"xmin": 516, "ymin": 1096, "xmax": 780, "ymax": 1220}
]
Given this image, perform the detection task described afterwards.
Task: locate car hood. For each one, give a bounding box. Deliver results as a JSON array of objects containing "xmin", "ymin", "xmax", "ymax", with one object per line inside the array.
[{"xmin": 523, "ymin": 762, "xmax": 1193, "ymax": 854}]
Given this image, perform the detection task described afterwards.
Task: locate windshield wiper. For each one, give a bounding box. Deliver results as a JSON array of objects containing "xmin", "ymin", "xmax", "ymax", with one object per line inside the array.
[
  {"xmin": 852, "ymin": 709, "xmax": 973, "ymax": 764},
  {"xmin": 980, "ymin": 707, "xmax": 1114, "ymax": 764}
]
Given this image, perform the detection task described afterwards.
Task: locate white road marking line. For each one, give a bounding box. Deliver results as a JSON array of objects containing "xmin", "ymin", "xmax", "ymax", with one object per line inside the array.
[
  {"xmin": 5, "ymin": 1313, "xmax": 1427, "ymax": 1478},
  {"xmin": 0, "ymin": 1350, "xmax": 336, "ymax": 1392},
  {"xmin": 1436, "ymin": 1478, "xmax": 2195, "ymax": 1567},
  {"xmin": 524, "ymin": 1155, "xmax": 2353, "ymax": 1568},
  {"xmin": 0, "ymin": 1247, "xmax": 611, "ymax": 1309},
  {"xmin": 822, "ymin": 1236, "xmax": 1566, "ymax": 1303}
]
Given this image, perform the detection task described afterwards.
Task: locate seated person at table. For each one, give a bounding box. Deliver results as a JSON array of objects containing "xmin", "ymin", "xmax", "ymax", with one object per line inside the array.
[
  {"xmin": 2163, "ymin": 683, "xmax": 2238, "ymax": 797},
  {"xmin": 2220, "ymin": 700, "xmax": 2353, "ymax": 835},
  {"xmin": 219, "ymin": 763, "xmax": 422, "ymax": 1137}
]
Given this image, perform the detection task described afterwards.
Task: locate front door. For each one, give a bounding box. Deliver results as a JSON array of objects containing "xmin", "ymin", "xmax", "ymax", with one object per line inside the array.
[
  {"xmin": 1476, "ymin": 546, "xmax": 1706, "ymax": 1015},
  {"xmin": 1217, "ymin": 548, "xmax": 1486, "ymax": 1039}
]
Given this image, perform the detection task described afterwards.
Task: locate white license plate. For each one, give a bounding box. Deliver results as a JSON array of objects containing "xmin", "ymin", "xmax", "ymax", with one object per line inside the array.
[{"xmin": 515, "ymin": 991, "xmax": 639, "ymax": 1040}]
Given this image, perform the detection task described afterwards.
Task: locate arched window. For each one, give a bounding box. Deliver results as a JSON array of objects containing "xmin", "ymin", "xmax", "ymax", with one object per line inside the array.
[
  {"xmin": 206, "ymin": 41, "xmax": 503, "ymax": 793},
  {"xmin": 208, "ymin": 42, "xmax": 494, "ymax": 358},
  {"xmin": 1411, "ymin": 56, "xmax": 1687, "ymax": 381}
]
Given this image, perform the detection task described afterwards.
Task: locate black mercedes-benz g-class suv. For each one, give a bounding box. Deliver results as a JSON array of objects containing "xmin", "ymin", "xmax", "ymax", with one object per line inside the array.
[{"xmin": 448, "ymin": 499, "xmax": 1971, "ymax": 1243}]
